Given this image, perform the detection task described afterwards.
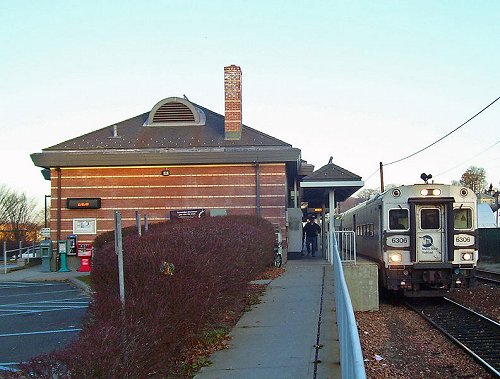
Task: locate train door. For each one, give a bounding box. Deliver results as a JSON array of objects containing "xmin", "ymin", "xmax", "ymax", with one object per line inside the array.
[{"xmin": 415, "ymin": 204, "xmax": 446, "ymax": 262}]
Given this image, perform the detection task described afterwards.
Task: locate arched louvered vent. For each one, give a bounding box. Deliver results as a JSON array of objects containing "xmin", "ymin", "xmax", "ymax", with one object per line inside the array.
[
  {"xmin": 153, "ymin": 102, "xmax": 195, "ymax": 123},
  {"xmin": 146, "ymin": 97, "xmax": 205, "ymax": 126}
]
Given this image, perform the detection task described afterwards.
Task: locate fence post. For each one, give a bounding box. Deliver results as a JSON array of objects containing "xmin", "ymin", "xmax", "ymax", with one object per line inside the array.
[
  {"xmin": 30, "ymin": 241, "xmax": 35, "ymax": 263},
  {"xmin": 3, "ymin": 241, "xmax": 7, "ymax": 274},
  {"xmin": 135, "ymin": 211, "xmax": 142, "ymax": 236},
  {"xmin": 144, "ymin": 214, "xmax": 149, "ymax": 233},
  {"xmin": 115, "ymin": 211, "xmax": 125, "ymax": 308}
]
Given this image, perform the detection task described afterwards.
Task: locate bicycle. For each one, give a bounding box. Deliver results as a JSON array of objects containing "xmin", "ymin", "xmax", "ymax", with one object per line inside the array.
[{"xmin": 273, "ymin": 241, "xmax": 283, "ymax": 268}]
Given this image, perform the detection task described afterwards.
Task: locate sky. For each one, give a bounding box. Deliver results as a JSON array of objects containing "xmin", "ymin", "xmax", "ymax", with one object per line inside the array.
[{"xmin": 1, "ymin": 0, "xmax": 499, "ymax": 208}]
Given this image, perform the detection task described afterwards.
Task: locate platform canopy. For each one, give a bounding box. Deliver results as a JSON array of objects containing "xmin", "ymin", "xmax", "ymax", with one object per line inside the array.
[{"xmin": 300, "ymin": 160, "xmax": 364, "ymax": 209}]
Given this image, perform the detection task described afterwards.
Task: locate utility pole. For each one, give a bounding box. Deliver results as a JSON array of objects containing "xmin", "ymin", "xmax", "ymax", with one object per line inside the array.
[{"xmin": 379, "ymin": 162, "xmax": 385, "ymax": 192}]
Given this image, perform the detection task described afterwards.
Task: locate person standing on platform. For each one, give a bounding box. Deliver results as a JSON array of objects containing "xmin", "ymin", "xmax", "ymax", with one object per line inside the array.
[{"xmin": 303, "ymin": 217, "xmax": 321, "ymax": 257}]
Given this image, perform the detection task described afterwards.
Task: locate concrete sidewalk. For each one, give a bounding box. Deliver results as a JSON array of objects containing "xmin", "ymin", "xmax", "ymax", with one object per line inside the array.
[
  {"xmin": 1, "ymin": 259, "xmax": 341, "ymax": 378},
  {"xmin": 195, "ymin": 259, "xmax": 341, "ymax": 379}
]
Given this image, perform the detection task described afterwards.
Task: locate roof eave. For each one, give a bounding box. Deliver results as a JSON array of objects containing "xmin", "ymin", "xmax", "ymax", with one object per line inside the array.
[{"xmin": 31, "ymin": 148, "xmax": 301, "ymax": 168}]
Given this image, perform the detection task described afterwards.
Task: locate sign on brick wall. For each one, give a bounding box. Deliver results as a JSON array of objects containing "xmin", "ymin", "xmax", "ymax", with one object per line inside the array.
[{"xmin": 170, "ymin": 209, "xmax": 206, "ymax": 220}]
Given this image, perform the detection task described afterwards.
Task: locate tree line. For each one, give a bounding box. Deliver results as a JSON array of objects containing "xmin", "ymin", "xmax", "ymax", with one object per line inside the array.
[
  {"xmin": 0, "ymin": 184, "xmax": 42, "ymax": 243},
  {"xmin": 340, "ymin": 166, "xmax": 498, "ymax": 212}
]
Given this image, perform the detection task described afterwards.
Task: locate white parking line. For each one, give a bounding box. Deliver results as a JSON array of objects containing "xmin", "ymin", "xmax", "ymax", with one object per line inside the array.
[
  {"xmin": 0, "ymin": 289, "xmax": 82, "ymax": 299},
  {"xmin": 0, "ymin": 282, "xmax": 59, "ymax": 288},
  {"xmin": 0, "ymin": 297, "xmax": 89, "ymax": 307},
  {"xmin": 0, "ymin": 297, "xmax": 90, "ymax": 316},
  {"xmin": 0, "ymin": 306, "xmax": 89, "ymax": 316},
  {"xmin": 0, "ymin": 363, "xmax": 19, "ymax": 369},
  {"xmin": 1, "ymin": 302, "xmax": 89, "ymax": 308},
  {"xmin": 0, "ymin": 328, "xmax": 82, "ymax": 338}
]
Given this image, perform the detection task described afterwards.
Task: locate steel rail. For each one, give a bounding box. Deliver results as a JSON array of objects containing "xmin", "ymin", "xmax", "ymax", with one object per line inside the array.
[
  {"xmin": 475, "ymin": 269, "xmax": 500, "ymax": 285},
  {"xmin": 406, "ymin": 298, "xmax": 500, "ymax": 377}
]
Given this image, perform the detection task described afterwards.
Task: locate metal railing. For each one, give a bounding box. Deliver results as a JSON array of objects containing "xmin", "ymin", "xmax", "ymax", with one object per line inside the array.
[
  {"xmin": 330, "ymin": 231, "xmax": 366, "ymax": 379},
  {"xmin": 334, "ymin": 231, "xmax": 357, "ymax": 263},
  {"xmin": 2, "ymin": 241, "xmax": 40, "ymax": 274}
]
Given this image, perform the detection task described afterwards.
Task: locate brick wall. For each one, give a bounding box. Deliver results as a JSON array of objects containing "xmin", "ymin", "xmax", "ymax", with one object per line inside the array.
[{"xmin": 49, "ymin": 163, "xmax": 288, "ymax": 243}]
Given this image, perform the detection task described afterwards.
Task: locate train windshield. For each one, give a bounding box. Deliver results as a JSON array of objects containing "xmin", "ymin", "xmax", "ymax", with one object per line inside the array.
[
  {"xmin": 389, "ymin": 209, "xmax": 408, "ymax": 230},
  {"xmin": 420, "ymin": 209, "xmax": 440, "ymax": 229},
  {"xmin": 453, "ymin": 208, "xmax": 472, "ymax": 229}
]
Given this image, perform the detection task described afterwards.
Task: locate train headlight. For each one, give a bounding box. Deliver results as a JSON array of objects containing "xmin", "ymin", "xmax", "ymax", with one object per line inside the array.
[
  {"xmin": 420, "ymin": 188, "xmax": 441, "ymax": 196},
  {"xmin": 389, "ymin": 253, "xmax": 402, "ymax": 263},
  {"xmin": 461, "ymin": 252, "xmax": 473, "ymax": 261}
]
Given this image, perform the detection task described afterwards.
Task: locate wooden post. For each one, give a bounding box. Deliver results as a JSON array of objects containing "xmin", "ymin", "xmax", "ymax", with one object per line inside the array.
[{"xmin": 379, "ymin": 162, "xmax": 385, "ymax": 192}]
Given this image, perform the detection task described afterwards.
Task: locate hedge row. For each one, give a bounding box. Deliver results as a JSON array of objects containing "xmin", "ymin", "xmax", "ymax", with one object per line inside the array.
[{"xmin": 15, "ymin": 215, "xmax": 276, "ymax": 378}]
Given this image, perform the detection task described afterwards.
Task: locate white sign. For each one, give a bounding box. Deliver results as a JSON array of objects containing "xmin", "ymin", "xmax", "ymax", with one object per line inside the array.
[
  {"xmin": 41, "ymin": 228, "xmax": 51, "ymax": 238},
  {"xmin": 73, "ymin": 218, "xmax": 97, "ymax": 234}
]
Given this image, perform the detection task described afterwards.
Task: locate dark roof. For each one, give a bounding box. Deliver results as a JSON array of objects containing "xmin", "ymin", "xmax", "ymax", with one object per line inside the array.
[
  {"xmin": 300, "ymin": 162, "xmax": 364, "ymax": 207},
  {"xmin": 44, "ymin": 103, "xmax": 291, "ymax": 151},
  {"xmin": 302, "ymin": 162, "xmax": 362, "ymax": 182},
  {"xmin": 31, "ymin": 101, "xmax": 301, "ymax": 169}
]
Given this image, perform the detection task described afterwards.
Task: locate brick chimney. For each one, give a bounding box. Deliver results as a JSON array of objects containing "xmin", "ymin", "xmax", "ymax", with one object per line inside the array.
[{"xmin": 224, "ymin": 65, "xmax": 242, "ymax": 140}]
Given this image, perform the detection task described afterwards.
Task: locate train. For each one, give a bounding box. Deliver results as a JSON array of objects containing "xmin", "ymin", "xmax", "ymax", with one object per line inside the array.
[{"xmin": 340, "ymin": 182, "xmax": 478, "ymax": 297}]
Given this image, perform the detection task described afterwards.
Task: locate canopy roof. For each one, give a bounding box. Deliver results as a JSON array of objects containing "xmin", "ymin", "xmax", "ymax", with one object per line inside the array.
[{"xmin": 301, "ymin": 161, "xmax": 364, "ymax": 208}]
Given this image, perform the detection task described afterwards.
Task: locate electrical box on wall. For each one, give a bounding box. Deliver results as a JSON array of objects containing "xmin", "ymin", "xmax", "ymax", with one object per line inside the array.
[{"xmin": 286, "ymin": 208, "xmax": 304, "ymax": 253}]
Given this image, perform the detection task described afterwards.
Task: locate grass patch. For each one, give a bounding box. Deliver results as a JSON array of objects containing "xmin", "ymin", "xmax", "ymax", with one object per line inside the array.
[
  {"xmin": 243, "ymin": 284, "xmax": 265, "ymax": 311},
  {"xmin": 202, "ymin": 328, "xmax": 230, "ymax": 345},
  {"xmin": 75, "ymin": 275, "xmax": 91, "ymax": 287}
]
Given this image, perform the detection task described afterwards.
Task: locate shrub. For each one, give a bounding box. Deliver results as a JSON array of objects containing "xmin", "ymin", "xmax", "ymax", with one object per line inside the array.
[{"xmin": 14, "ymin": 215, "xmax": 275, "ymax": 378}]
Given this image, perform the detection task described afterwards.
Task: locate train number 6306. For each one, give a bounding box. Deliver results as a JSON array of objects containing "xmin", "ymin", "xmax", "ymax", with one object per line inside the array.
[
  {"xmin": 386, "ymin": 235, "xmax": 410, "ymax": 247},
  {"xmin": 454, "ymin": 234, "xmax": 474, "ymax": 246}
]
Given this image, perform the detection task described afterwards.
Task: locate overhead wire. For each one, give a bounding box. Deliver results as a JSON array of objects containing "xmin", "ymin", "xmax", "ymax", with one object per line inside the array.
[
  {"xmin": 363, "ymin": 167, "xmax": 380, "ymax": 182},
  {"xmin": 434, "ymin": 139, "xmax": 500, "ymax": 178},
  {"xmin": 361, "ymin": 95, "xmax": 500, "ymax": 184},
  {"xmin": 383, "ymin": 96, "xmax": 500, "ymax": 167}
]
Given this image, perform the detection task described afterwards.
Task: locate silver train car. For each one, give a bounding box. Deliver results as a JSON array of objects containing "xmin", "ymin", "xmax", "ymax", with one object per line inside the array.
[{"xmin": 340, "ymin": 183, "xmax": 478, "ymax": 297}]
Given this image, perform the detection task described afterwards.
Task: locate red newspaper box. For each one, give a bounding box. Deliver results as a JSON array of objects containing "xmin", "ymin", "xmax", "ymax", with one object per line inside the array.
[{"xmin": 77, "ymin": 242, "xmax": 93, "ymax": 272}]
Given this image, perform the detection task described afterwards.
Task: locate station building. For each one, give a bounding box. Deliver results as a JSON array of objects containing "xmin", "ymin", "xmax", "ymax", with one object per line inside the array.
[{"xmin": 31, "ymin": 65, "xmax": 363, "ymax": 264}]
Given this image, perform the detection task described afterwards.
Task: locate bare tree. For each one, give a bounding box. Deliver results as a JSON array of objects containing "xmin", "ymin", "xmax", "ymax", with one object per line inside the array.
[
  {"xmin": 355, "ymin": 188, "xmax": 379, "ymax": 201},
  {"xmin": 0, "ymin": 185, "xmax": 41, "ymax": 242},
  {"xmin": 355, "ymin": 184, "xmax": 400, "ymax": 201},
  {"xmin": 458, "ymin": 166, "xmax": 487, "ymax": 193}
]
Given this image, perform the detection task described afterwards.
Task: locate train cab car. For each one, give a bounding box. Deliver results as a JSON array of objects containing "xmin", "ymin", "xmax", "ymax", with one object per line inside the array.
[{"xmin": 340, "ymin": 184, "xmax": 478, "ymax": 297}]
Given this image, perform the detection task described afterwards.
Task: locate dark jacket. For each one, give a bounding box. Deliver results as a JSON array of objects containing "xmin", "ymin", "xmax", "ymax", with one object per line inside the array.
[{"xmin": 303, "ymin": 221, "xmax": 321, "ymax": 237}]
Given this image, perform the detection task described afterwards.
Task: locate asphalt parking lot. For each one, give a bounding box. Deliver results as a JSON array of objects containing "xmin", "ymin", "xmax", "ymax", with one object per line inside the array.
[{"xmin": 0, "ymin": 281, "xmax": 89, "ymax": 371}]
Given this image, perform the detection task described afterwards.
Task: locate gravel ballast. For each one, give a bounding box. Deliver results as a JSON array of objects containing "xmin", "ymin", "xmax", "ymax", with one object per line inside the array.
[{"xmin": 356, "ymin": 282, "xmax": 500, "ymax": 379}]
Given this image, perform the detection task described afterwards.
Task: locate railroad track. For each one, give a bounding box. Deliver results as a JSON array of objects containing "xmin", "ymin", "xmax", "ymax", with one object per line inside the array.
[
  {"xmin": 475, "ymin": 269, "xmax": 500, "ymax": 285},
  {"xmin": 406, "ymin": 297, "xmax": 500, "ymax": 377}
]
